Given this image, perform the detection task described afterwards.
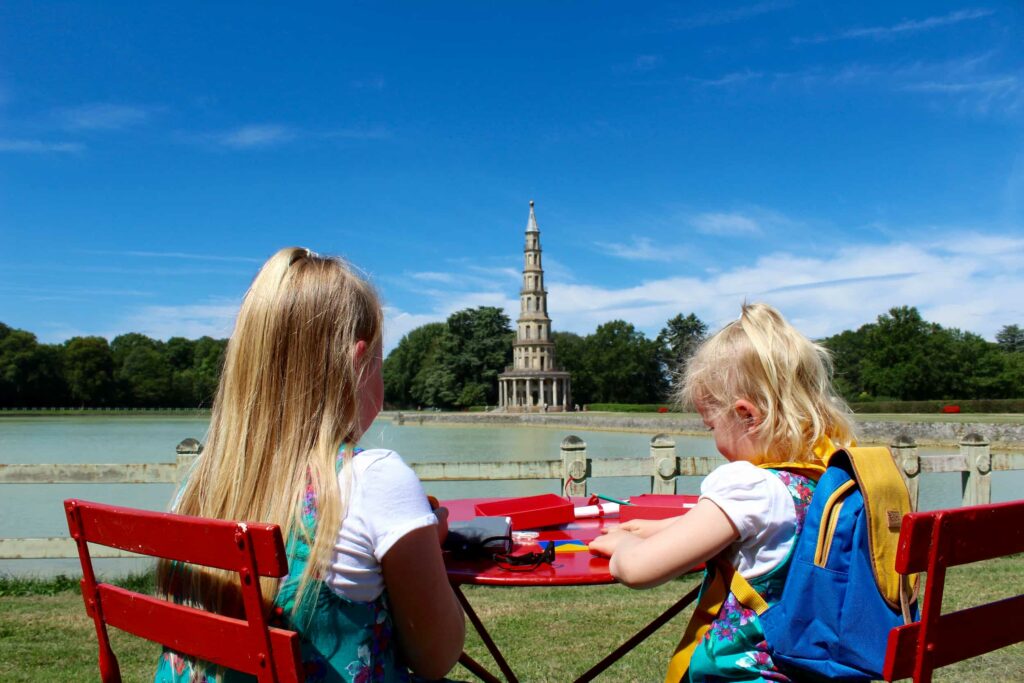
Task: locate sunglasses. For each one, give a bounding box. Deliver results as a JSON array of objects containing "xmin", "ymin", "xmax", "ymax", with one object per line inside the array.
[{"xmin": 493, "ymin": 540, "xmax": 556, "ymax": 572}]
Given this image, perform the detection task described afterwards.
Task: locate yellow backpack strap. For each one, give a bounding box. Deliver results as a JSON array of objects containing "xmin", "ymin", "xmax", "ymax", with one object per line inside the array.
[
  {"xmin": 664, "ymin": 563, "xmax": 729, "ymax": 683},
  {"xmin": 841, "ymin": 446, "xmax": 918, "ymax": 608}
]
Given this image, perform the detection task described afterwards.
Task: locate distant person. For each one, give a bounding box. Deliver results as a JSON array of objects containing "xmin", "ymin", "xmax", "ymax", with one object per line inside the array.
[
  {"xmin": 590, "ymin": 303, "xmax": 855, "ymax": 682},
  {"xmin": 155, "ymin": 248, "xmax": 464, "ymax": 683}
]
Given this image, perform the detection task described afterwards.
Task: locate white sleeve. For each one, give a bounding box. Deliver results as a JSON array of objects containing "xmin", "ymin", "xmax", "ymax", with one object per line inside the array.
[
  {"xmin": 699, "ymin": 461, "xmax": 790, "ymax": 542},
  {"xmin": 356, "ymin": 450, "xmax": 438, "ymax": 561}
]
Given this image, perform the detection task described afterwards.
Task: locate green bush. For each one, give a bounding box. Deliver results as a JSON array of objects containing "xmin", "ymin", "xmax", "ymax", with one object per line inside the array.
[{"xmin": 849, "ymin": 398, "xmax": 1024, "ymax": 414}]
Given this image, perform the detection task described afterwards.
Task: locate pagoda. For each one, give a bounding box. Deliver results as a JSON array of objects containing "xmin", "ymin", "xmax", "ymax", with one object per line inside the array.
[{"xmin": 498, "ymin": 201, "xmax": 571, "ymax": 411}]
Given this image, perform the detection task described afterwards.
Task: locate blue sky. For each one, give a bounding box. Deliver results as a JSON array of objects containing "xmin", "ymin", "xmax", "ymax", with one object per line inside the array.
[{"xmin": 1, "ymin": 2, "xmax": 1022, "ymax": 353}]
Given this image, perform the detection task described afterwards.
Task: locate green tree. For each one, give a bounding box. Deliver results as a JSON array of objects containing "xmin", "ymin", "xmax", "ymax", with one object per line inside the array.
[
  {"xmin": 585, "ymin": 320, "xmax": 666, "ymax": 404},
  {"xmin": 436, "ymin": 307, "xmax": 513, "ymax": 408},
  {"xmin": 553, "ymin": 331, "xmax": 595, "ymax": 405},
  {"xmin": 657, "ymin": 313, "xmax": 708, "ymax": 389},
  {"xmin": 111, "ymin": 333, "xmax": 171, "ymax": 406},
  {"xmin": 822, "ymin": 327, "xmax": 871, "ymax": 400},
  {"xmin": 383, "ymin": 323, "xmax": 446, "ymax": 408},
  {"xmin": 0, "ymin": 325, "xmax": 67, "ymax": 406},
  {"xmin": 63, "ymin": 336, "xmax": 114, "ymax": 406},
  {"xmin": 996, "ymin": 324, "xmax": 1024, "ymax": 353},
  {"xmin": 191, "ymin": 336, "xmax": 227, "ymax": 406}
]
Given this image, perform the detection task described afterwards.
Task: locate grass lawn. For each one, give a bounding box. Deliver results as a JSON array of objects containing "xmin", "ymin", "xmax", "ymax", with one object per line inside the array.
[{"xmin": 2, "ymin": 556, "xmax": 1021, "ymax": 682}]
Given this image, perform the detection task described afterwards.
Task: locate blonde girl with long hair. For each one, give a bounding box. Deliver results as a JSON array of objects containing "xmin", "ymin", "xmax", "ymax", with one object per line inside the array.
[
  {"xmin": 155, "ymin": 247, "xmax": 464, "ymax": 683},
  {"xmin": 589, "ymin": 303, "xmax": 854, "ymax": 682}
]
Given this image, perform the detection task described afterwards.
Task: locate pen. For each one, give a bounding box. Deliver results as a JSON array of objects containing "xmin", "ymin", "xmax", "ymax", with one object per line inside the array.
[{"xmin": 595, "ymin": 493, "xmax": 631, "ymax": 506}]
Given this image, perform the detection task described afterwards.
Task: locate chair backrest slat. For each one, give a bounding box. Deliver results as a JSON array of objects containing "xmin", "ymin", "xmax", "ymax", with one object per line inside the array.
[
  {"xmin": 883, "ymin": 499, "xmax": 1024, "ymax": 682},
  {"xmin": 64, "ymin": 499, "xmax": 304, "ymax": 683},
  {"xmin": 72, "ymin": 500, "xmax": 289, "ymax": 577},
  {"xmin": 884, "ymin": 594, "xmax": 1024, "ymax": 680},
  {"xmin": 896, "ymin": 501, "xmax": 1024, "ymax": 574},
  {"xmin": 99, "ymin": 585, "xmax": 302, "ymax": 681}
]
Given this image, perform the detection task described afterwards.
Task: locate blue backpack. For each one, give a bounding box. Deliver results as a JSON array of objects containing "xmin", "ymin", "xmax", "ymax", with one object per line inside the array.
[{"xmin": 757, "ymin": 447, "xmax": 919, "ymax": 681}]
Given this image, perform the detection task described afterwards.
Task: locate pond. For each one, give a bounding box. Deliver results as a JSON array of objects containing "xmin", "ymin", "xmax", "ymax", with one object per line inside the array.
[{"xmin": 2, "ymin": 416, "xmax": 1019, "ymax": 576}]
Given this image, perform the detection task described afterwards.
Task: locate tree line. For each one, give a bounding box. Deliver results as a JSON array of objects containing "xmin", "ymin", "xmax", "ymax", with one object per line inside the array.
[
  {"xmin": 0, "ymin": 323, "xmax": 227, "ymax": 408},
  {"xmin": 2, "ymin": 307, "xmax": 1021, "ymax": 408}
]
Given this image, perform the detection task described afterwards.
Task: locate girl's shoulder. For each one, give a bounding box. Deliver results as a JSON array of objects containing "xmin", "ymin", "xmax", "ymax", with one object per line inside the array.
[{"xmin": 350, "ymin": 447, "xmax": 410, "ymax": 474}]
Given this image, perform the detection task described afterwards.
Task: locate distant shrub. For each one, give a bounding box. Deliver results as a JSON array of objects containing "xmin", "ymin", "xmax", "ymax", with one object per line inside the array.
[
  {"xmin": 585, "ymin": 403, "xmax": 680, "ymax": 413},
  {"xmin": 849, "ymin": 398, "xmax": 1024, "ymax": 414}
]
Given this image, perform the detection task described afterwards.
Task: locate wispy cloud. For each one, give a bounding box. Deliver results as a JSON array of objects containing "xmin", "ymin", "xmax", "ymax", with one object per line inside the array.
[
  {"xmin": 595, "ymin": 237, "xmax": 689, "ymax": 262},
  {"xmin": 54, "ymin": 103, "xmax": 155, "ymax": 130},
  {"xmin": 688, "ymin": 70, "xmax": 764, "ymax": 88},
  {"xmin": 116, "ymin": 300, "xmax": 239, "ymax": 340},
  {"xmin": 409, "ymin": 271, "xmax": 457, "ymax": 284},
  {"xmin": 691, "ymin": 212, "xmax": 763, "ymax": 236},
  {"xmin": 190, "ymin": 123, "xmax": 392, "ymax": 149},
  {"xmin": 0, "ymin": 138, "xmax": 84, "ymax": 153},
  {"xmin": 795, "ymin": 8, "xmax": 995, "ymax": 44},
  {"xmin": 214, "ymin": 124, "xmax": 296, "ymax": 149},
  {"xmin": 86, "ymin": 249, "xmax": 265, "ymax": 263},
  {"xmin": 675, "ymin": 1, "xmax": 792, "ymax": 29}
]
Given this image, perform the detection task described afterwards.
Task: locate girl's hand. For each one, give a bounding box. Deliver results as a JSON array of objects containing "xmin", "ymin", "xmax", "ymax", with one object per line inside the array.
[
  {"xmin": 588, "ymin": 528, "xmax": 634, "ymax": 557},
  {"xmin": 601, "ymin": 516, "xmax": 679, "ymax": 539}
]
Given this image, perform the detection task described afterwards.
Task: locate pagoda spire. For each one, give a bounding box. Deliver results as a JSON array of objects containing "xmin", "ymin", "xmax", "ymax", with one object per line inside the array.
[{"xmin": 526, "ymin": 199, "xmax": 539, "ymax": 233}]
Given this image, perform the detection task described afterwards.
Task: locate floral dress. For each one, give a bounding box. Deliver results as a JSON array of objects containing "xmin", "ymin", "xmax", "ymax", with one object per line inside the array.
[
  {"xmin": 686, "ymin": 470, "xmax": 816, "ymax": 682},
  {"xmin": 154, "ymin": 450, "xmax": 411, "ymax": 683}
]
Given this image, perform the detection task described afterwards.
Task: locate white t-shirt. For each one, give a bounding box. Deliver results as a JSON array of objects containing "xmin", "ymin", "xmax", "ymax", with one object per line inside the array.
[
  {"xmin": 699, "ymin": 460, "xmax": 798, "ymax": 579},
  {"xmin": 324, "ymin": 449, "xmax": 438, "ymax": 603}
]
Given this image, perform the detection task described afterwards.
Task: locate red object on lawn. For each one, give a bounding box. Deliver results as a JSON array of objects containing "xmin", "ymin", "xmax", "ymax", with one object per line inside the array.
[
  {"xmin": 619, "ymin": 494, "xmax": 700, "ymax": 522},
  {"xmin": 882, "ymin": 500, "xmax": 1024, "ymax": 682},
  {"xmin": 940, "ymin": 405, "xmax": 961, "ymax": 414},
  {"xmin": 474, "ymin": 493, "xmax": 574, "ymax": 530},
  {"xmin": 657, "ymin": 407, "xmax": 669, "ymax": 413},
  {"xmin": 64, "ymin": 499, "xmax": 304, "ymax": 683}
]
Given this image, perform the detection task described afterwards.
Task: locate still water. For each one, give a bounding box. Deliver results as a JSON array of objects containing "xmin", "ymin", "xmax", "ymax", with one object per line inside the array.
[{"xmin": 2, "ymin": 416, "xmax": 1019, "ymax": 576}]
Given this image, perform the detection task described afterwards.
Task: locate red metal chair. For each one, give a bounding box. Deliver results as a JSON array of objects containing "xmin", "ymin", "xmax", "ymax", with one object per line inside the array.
[
  {"xmin": 882, "ymin": 499, "xmax": 1024, "ymax": 683},
  {"xmin": 64, "ymin": 499, "xmax": 304, "ymax": 683}
]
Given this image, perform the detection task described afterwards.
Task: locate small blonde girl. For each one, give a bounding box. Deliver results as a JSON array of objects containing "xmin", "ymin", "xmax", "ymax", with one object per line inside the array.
[
  {"xmin": 589, "ymin": 303, "xmax": 854, "ymax": 683},
  {"xmin": 155, "ymin": 248, "xmax": 464, "ymax": 683}
]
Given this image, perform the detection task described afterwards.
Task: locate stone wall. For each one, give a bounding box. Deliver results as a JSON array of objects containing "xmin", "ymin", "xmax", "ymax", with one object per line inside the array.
[{"xmin": 385, "ymin": 411, "xmax": 1024, "ymax": 450}]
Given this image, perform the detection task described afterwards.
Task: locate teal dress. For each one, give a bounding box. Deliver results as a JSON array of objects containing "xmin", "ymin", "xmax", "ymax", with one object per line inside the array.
[
  {"xmin": 154, "ymin": 452, "xmax": 411, "ymax": 683},
  {"xmin": 686, "ymin": 470, "xmax": 816, "ymax": 682}
]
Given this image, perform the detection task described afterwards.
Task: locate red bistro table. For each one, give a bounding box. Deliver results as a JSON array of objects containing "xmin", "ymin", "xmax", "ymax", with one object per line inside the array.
[{"xmin": 444, "ymin": 496, "xmax": 702, "ymax": 683}]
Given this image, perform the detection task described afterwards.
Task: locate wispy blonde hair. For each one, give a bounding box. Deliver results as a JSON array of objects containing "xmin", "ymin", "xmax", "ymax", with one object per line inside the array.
[
  {"xmin": 159, "ymin": 247, "xmax": 383, "ymax": 622},
  {"xmin": 678, "ymin": 303, "xmax": 854, "ymax": 463}
]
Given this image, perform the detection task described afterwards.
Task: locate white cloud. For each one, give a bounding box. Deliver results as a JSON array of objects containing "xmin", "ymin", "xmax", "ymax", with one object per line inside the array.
[
  {"xmin": 691, "ymin": 212, "xmax": 763, "ymax": 236},
  {"xmin": 116, "ymin": 300, "xmax": 239, "ymax": 340},
  {"xmin": 409, "ymin": 271, "xmax": 457, "ymax": 283},
  {"xmin": 0, "ymin": 138, "xmax": 83, "ymax": 153},
  {"xmin": 55, "ymin": 103, "xmax": 154, "ymax": 130},
  {"xmin": 536, "ymin": 230, "xmax": 1024, "ymax": 341},
  {"xmin": 215, "ymin": 124, "xmax": 296, "ymax": 149},
  {"xmin": 596, "ymin": 237, "xmax": 689, "ymax": 262},
  {"xmin": 795, "ymin": 8, "xmax": 994, "ymax": 44}
]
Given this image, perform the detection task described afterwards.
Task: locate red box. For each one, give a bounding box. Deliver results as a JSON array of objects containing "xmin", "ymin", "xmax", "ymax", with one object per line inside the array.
[
  {"xmin": 474, "ymin": 494, "xmax": 574, "ymax": 530},
  {"xmin": 619, "ymin": 494, "xmax": 699, "ymax": 522}
]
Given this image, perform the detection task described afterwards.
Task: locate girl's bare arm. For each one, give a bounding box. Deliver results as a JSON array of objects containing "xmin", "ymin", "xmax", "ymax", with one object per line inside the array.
[
  {"xmin": 592, "ymin": 499, "xmax": 738, "ymax": 589},
  {"xmin": 382, "ymin": 525, "xmax": 465, "ymax": 679}
]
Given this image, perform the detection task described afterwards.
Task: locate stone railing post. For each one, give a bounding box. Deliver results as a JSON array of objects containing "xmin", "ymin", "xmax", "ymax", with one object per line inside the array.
[
  {"xmin": 650, "ymin": 434, "xmax": 678, "ymax": 494},
  {"xmin": 396, "ymin": 411, "xmax": 404, "ymax": 426},
  {"xmin": 175, "ymin": 438, "xmax": 203, "ymax": 484},
  {"xmin": 560, "ymin": 435, "xmax": 590, "ymax": 497},
  {"xmin": 890, "ymin": 434, "xmax": 920, "ymax": 512},
  {"xmin": 960, "ymin": 432, "xmax": 991, "ymax": 507}
]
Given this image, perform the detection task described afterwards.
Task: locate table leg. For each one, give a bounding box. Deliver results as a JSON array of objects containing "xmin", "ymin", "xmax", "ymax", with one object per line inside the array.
[
  {"xmin": 458, "ymin": 653, "xmax": 504, "ymax": 683},
  {"xmin": 454, "ymin": 584, "xmax": 520, "ymax": 683},
  {"xmin": 572, "ymin": 582, "xmax": 701, "ymax": 683}
]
